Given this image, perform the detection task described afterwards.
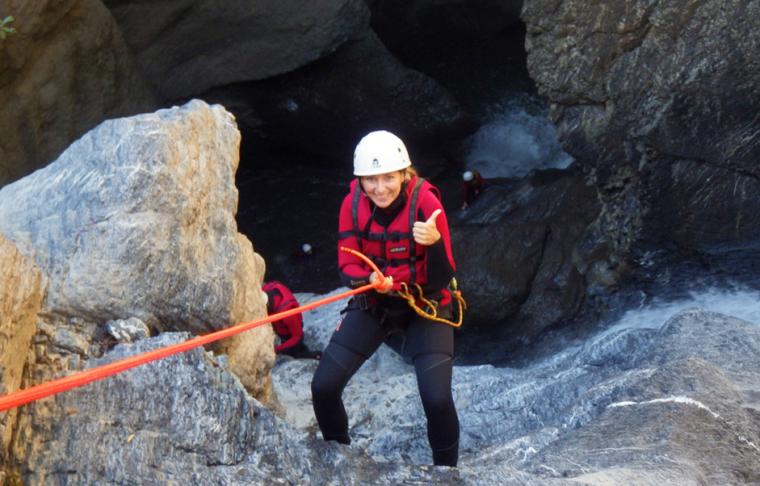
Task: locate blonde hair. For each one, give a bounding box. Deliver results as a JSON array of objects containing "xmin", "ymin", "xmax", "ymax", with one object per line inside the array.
[{"xmin": 402, "ymin": 166, "xmax": 418, "ymax": 180}]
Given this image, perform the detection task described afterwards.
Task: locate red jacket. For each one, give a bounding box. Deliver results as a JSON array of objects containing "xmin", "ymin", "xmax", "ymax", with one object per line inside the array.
[
  {"xmin": 263, "ymin": 281, "xmax": 303, "ymax": 352},
  {"xmin": 338, "ymin": 176, "xmax": 456, "ymax": 304}
]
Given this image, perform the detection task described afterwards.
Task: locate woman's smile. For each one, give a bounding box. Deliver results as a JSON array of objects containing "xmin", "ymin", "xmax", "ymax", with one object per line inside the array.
[{"xmin": 360, "ymin": 171, "xmax": 404, "ymax": 208}]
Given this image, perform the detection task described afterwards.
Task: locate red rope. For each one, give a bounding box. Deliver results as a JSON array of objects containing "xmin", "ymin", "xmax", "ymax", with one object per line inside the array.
[{"xmin": 0, "ymin": 248, "xmax": 383, "ymax": 412}]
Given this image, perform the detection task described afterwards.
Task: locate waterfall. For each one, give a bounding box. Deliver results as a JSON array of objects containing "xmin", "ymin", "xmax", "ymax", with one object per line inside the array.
[{"xmin": 466, "ymin": 95, "xmax": 573, "ymax": 178}]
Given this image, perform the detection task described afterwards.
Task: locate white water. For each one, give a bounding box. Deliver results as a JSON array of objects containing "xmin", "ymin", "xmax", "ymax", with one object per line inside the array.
[
  {"xmin": 466, "ymin": 97, "xmax": 573, "ymax": 178},
  {"xmin": 606, "ymin": 285, "xmax": 760, "ymax": 335}
]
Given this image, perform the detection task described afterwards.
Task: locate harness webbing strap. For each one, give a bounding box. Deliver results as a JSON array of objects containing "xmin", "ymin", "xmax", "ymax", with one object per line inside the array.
[
  {"xmin": 407, "ymin": 178, "xmax": 425, "ymax": 285},
  {"xmin": 351, "ymin": 178, "xmax": 362, "ymax": 242}
]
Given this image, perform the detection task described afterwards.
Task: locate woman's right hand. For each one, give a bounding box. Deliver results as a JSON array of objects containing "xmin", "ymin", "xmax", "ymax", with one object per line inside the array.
[{"xmin": 369, "ymin": 272, "xmax": 393, "ymax": 293}]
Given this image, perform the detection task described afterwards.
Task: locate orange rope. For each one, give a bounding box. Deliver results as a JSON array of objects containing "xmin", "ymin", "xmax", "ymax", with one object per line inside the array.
[{"xmin": 0, "ymin": 248, "xmax": 385, "ymax": 412}]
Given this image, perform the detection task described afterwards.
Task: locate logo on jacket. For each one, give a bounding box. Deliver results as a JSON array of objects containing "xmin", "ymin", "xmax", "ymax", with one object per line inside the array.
[{"xmin": 389, "ymin": 246, "xmax": 407, "ymax": 254}]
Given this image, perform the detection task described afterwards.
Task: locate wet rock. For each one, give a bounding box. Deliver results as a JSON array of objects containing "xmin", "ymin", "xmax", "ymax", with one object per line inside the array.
[
  {"xmin": 276, "ymin": 295, "xmax": 760, "ymax": 484},
  {"xmin": 641, "ymin": 159, "xmax": 760, "ymax": 253},
  {"xmin": 103, "ymin": 0, "xmax": 370, "ymax": 101},
  {"xmin": 0, "ymin": 0, "xmax": 155, "ymax": 186},
  {"xmin": 451, "ymin": 169, "xmax": 600, "ymax": 335},
  {"xmin": 523, "ymin": 0, "xmax": 760, "ymax": 264}
]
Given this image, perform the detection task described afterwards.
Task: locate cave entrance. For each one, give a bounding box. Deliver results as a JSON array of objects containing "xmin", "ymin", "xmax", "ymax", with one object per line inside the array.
[{"xmin": 228, "ymin": 6, "xmax": 549, "ymax": 302}]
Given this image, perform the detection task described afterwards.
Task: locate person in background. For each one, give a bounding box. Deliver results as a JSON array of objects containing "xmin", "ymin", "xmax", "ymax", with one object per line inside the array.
[
  {"xmin": 311, "ymin": 130, "xmax": 460, "ymax": 467},
  {"xmin": 461, "ymin": 169, "xmax": 486, "ymax": 209},
  {"xmin": 263, "ymin": 281, "xmax": 320, "ymax": 359}
]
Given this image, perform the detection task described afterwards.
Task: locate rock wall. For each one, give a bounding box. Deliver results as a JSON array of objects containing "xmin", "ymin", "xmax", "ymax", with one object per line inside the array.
[
  {"xmin": 102, "ymin": 0, "xmax": 371, "ymax": 101},
  {"xmin": 522, "ymin": 0, "xmax": 760, "ymax": 261},
  {"xmin": 206, "ymin": 27, "xmax": 475, "ymax": 165},
  {"xmin": 0, "ymin": 235, "xmax": 43, "ymax": 483},
  {"xmin": 0, "ymin": 0, "xmax": 155, "ymax": 186},
  {"xmin": 452, "ymin": 169, "xmax": 600, "ymax": 335},
  {"xmin": 0, "ymin": 100, "xmax": 275, "ymax": 473}
]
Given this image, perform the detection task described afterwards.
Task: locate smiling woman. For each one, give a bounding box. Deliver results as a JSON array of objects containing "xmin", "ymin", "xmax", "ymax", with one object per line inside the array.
[{"xmin": 311, "ymin": 130, "xmax": 461, "ymax": 467}]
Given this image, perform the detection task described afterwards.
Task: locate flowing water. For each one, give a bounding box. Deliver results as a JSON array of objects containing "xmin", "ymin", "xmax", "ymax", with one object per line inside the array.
[{"xmin": 465, "ymin": 94, "xmax": 573, "ymax": 178}]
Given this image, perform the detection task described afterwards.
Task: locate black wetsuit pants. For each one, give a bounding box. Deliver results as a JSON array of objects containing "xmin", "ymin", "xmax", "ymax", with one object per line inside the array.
[{"xmin": 311, "ymin": 303, "xmax": 459, "ymax": 466}]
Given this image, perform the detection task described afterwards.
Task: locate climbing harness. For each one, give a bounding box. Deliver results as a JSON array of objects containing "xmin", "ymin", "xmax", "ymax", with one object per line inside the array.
[{"xmin": 396, "ymin": 278, "xmax": 467, "ymax": 328}]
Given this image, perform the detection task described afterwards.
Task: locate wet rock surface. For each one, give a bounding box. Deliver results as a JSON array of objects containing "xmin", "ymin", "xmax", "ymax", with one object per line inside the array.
[
  {"xmin": 523, "ymin": 0, "xmax": 760, "ymax": 262},
  {"xmin": 451, "ymin": 168, "xmax": 599, "ymax": 335},
  {"xmin": 272, "ymin": 300, "xmax": 760, "ymax": 485}
]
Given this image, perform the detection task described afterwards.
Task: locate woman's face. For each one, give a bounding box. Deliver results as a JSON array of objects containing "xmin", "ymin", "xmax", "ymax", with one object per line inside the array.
[{"xmin": 360, "ymin": 170, "xmax": 405, "ymax": 208}]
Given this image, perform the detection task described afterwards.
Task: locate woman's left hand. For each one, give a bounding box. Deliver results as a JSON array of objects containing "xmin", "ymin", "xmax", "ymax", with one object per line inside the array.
[{"xmin": 413, "ymin": 209, "xmax": 441, "ymax": 246}]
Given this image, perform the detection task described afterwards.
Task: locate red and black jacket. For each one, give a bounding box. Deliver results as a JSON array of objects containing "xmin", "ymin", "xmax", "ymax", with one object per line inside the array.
[
  {"xmin": 263, "ymin": 281, "xmax": 303, "ymax": 352},
  {"xmin": 338, "ymin": 176, "xmax": 456, "ymax": 305}
]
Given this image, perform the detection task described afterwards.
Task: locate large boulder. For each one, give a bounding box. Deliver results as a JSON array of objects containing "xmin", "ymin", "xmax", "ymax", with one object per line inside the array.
[
  {"xmin": 0, "ymin": 0, "xmax": 155, "ymax": 186},
  {"xmin": 0, "ymin": 235, "xmax": 43, "ymax": 483},
  {"xmin": 0, "ymin": 100, "xmax": 274, "ymax": 399},
  {"xmin": 102, "ymin": 0, "xmax": 371, "ymax": 101},
  {"xmin": 522, "ymin": 1, "xmax": 760, "ymax": 261}
]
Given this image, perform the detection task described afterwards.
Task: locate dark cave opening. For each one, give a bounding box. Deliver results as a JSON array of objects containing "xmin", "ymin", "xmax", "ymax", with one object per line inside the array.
[{"xmin": 222, "ymin": 11, "xmax": 539, "ymax": 299}]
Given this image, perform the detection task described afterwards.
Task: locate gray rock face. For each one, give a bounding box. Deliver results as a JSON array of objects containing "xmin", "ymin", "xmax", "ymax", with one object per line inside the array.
[
  {"xmin": 103, "ymin": 0, "xmax": 371, "ymax": 101},
  {"xmin": 522, "ymin": 0, "xmax": 760, "ymax": 258},
  {"xmin": 451, "ymin": 170, "xmax": 600, "ymax": 333},
  {"xmin": 0, "ymin": 100, "xmax": 264, "ymax": 336},
  {"xmin": 0, "ymin": 0, "xmax": 155, "ymax": 186},
  {"xmin": 13, "ymin": 333, "xmax": 472, "ymax": 485},
  {"xmin": 0, "ymin": 100, "xmax": 273, "ymax": 434},
  {"xmin": 274, "ymin": 298, "xmax": 760, "ymax": 484}
]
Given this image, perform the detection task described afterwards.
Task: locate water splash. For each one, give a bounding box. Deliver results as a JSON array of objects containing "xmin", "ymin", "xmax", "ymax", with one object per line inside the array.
[
  {"xmin": 606, "ymin": 285, "xmax": 760, "ymax": 336},
  {"xmin": 466, "ymin": 96, "xmax": 573, "ymax": 178}
]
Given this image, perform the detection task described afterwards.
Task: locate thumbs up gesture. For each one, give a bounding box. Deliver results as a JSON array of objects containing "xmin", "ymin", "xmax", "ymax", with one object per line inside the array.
[{"xmin": 413, "ymin": 208, "xmax": 442, "ymax": 246}]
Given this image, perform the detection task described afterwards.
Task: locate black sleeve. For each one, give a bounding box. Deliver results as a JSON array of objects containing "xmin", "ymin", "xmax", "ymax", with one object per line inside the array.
[{"xmin": 425, "ymin": 239, "xmax": 455, "ymax": 291}]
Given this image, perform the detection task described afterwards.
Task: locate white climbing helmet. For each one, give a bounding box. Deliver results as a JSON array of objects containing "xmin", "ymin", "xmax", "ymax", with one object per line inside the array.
[
  {"xmin": 302, "ymin": 243, "xmax": 312, "ymax": 254},
  {"xmin": 462, "ymin": 170, "xmax": 474, "ymax": 182},
  {"xmin": 353, "ymin": 130, "xmax": 411, "ymax": 176}
]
